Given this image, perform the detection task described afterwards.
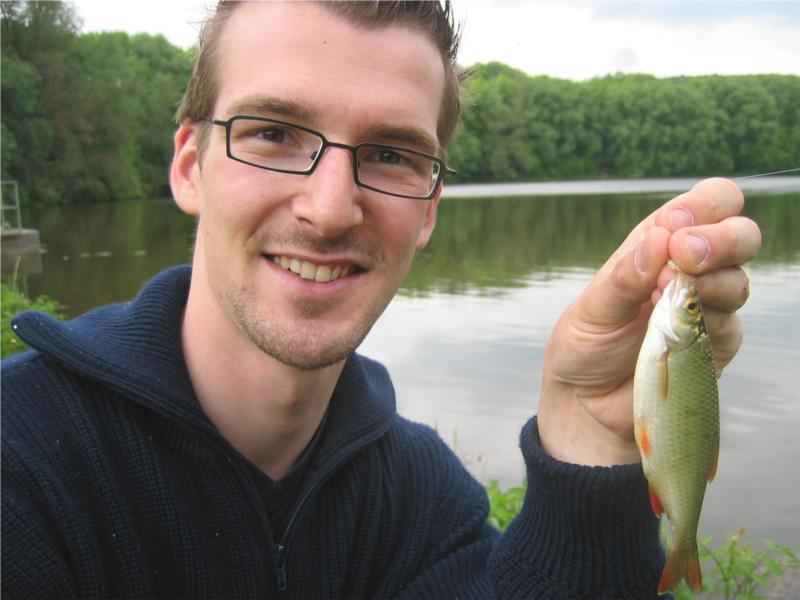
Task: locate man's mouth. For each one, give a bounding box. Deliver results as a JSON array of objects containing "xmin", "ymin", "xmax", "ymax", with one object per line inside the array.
[{"xmin": 268, "ymin": 255, "xmax": 361, "ymax": 283}]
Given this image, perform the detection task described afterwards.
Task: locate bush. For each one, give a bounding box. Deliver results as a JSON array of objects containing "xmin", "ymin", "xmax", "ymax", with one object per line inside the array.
[
  {"xmin": 676, "ymin": 530, "xmax": 800, "ymax": 600},
  {"xmin": 486, "ymin": 479, "xmax": 526, "ymax": 533},
  {"xmin": 1, "ymin": 282, "xmax": 63, "ymax": 358}
]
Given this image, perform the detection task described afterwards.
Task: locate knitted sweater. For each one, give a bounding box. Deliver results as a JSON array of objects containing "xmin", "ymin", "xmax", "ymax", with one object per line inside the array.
[{"xmin": 1, "ymin": 266, "xmax": 663, "ymax": 599}]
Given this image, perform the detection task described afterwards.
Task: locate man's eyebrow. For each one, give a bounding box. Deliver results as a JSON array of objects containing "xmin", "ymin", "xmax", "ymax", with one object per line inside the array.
[
  {"xmin": 224, "ymin": 95, "xmax": 316, "ymax": 123},
  {"xmin": 368, "ymin": 124, "xmax": 440, "ymax": 155},
  {"xmin": 223, "ymin": 96, "xmax": 440, "ymax": 154}
]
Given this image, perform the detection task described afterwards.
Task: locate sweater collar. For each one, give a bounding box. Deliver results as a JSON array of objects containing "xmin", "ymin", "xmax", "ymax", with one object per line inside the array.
[{"xmin": 10, "ymin": 265, "xmax": 397, "ymax": 461}]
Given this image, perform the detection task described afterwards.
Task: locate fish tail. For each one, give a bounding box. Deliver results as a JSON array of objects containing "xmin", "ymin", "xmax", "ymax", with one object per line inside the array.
[{"xmin": 658, "ymin": 544, "xmax": 702, "ymax": 594}]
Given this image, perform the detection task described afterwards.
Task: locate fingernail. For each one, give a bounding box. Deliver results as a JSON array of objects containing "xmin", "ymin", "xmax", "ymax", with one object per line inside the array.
[
  {"xmin": 635, "ymin": 238, "xmax": 647, "ymax": 273},
  {"xmin": 686, "ymin": 234, "xmax": 710, "ymax": 266},
  {"xmin": 670, "ymin": 207, "xmax": 694, "ymax": 229}
]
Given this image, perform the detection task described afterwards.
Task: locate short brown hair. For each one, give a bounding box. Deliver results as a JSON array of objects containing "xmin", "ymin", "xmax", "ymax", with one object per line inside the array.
[{"xmin": 174, "ymin": 1, "xmax": 464, "ymax": 159}]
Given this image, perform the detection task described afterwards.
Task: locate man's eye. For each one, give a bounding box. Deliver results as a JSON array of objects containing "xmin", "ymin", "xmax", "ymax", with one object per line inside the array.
[
  {"xmin": 377, "ymin": 150, "xmax": 405, "ymax": 165},
  {"xmin": 257, "ymin": 128, "xmax": 286, "ymax": 143}
]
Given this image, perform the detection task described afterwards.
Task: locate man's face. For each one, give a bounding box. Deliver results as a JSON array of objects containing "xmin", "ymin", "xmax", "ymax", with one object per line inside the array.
[{"xmin": 173, "ymin": 2, "xmax": 444, "ymax": 370}]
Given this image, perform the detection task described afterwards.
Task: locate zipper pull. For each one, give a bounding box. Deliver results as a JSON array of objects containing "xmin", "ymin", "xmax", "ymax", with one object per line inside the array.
[{"xmin": 273, "ymin": 543, "xmax": 287, "ymax": 592}]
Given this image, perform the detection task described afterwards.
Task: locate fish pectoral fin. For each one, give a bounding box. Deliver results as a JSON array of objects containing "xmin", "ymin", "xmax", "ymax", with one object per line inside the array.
[{"xmin": 648, "ymin": 485, "xmax": 664, "ymax": 518}]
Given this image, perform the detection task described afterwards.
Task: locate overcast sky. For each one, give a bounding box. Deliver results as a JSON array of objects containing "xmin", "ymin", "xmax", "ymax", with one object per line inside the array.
[{"xmin": 71, "ymin": 0, "xmax": 800, "ymax": 81}]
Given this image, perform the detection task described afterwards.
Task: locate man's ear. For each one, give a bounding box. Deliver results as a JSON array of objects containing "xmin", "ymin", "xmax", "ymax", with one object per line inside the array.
[
  {"xmin": 415, "ymin": 186, "xmax": 442, "ymax": 250},
  {"xmin": 170, "ymin": 123, "xmax": 201, "ymax": 216}
]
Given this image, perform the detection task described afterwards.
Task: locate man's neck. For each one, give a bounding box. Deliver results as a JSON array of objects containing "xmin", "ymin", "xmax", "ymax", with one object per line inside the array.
[{"xmin": 180, "ymin": 283, "xmax": 344, "ymax": 481}]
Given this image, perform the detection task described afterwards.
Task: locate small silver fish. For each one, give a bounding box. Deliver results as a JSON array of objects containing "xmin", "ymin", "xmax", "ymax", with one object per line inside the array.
[{"xmin": 633, "ymin": 271, "xmax": 720, "ymax": 595}]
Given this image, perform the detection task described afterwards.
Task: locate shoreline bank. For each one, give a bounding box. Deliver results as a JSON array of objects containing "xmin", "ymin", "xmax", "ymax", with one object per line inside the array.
[{"xmin": 442, "ymin": 176, "xmax": 800, "ymax": 199}]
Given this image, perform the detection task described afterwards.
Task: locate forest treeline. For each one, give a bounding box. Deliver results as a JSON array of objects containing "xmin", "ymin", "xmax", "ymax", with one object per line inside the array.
[
  {"xmin": 2, "ymin": 1, "xmax": 799, "ymax": 207},
  {"xmin": 449, "ymin": 62, "xmax": 800, "ymax": 183},
  {"xmin": 1, "ymin": 1, "xmax": 191, "ymax": 207}
]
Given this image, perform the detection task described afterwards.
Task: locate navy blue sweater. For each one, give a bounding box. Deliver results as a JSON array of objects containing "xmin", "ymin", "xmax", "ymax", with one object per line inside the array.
[{"xmin": 2, "ymin": 266, "xmax": 663, "ymax": 598}]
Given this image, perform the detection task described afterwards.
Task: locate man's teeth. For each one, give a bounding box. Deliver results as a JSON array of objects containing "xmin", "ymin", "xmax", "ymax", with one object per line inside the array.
[{"xmin": 271, "ymin": 256, "xmax": 353, "ymax": 282}]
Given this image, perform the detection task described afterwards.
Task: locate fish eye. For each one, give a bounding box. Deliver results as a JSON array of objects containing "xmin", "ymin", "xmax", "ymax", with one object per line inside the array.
[{"xmin": 685, "ymin": 300, "xmax": 699, "ymax": 313}]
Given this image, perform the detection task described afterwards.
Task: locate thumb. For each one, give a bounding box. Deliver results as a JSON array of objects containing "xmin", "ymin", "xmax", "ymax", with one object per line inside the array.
[{"xmin": 577, "ymin": 226, "xmax": 671, "ymax": 328}]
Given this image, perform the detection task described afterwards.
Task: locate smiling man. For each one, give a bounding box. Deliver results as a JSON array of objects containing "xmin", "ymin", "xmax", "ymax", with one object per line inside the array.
[{"xmin": 1, "ymin": 2, "xmax": 760, "ymax": 598}]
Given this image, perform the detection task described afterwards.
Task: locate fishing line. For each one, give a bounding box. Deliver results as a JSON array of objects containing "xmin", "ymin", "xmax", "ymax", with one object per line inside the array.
[{"xmin": 733, "ymin": 167, "xmax": 800, "ymax": 180}]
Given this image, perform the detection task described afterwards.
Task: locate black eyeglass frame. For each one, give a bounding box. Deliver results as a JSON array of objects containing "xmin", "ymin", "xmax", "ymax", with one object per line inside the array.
[{"xmin": 205, "ymin": 115, "xmax": 456, "ymax": 200}]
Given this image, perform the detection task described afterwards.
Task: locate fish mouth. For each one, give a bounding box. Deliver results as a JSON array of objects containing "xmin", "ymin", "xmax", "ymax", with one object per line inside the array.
[{"xmin": 266, "ymin": 254, "xmax": 365, "ymax": 283}]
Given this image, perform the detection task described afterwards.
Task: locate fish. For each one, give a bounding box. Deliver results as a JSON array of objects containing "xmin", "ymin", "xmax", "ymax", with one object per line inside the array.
[{"xmin": 633, "ymin": 270, "xmax": 720, "ymax": 595}]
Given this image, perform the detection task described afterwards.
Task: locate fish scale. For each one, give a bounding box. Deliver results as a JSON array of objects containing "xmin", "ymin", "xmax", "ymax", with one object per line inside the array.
[{"xmin": 633, "ymin": 272, "xmax": 720, "ymax": 595}]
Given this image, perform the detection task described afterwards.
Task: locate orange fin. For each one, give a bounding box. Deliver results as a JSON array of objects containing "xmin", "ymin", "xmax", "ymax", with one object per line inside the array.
[
  {"xmin": 649, "ymin": 487, "xmax": 664, "ymax": 518},
  {"xmin": 635, "ymin": 419, "xmax": 651, "ymax": 457},
  {"xmin": 658, "ymin": 545, "xmax": 702, "ymax": 594},
  {"xmin": 708, "ymin": 444, "xmax": 719, "ymax": 483}
]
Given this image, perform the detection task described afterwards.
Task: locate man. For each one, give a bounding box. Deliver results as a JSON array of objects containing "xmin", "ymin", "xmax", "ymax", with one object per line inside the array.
[{"xmin": 1, "ymin": 1, "xmax": 760, "ymax": 598}]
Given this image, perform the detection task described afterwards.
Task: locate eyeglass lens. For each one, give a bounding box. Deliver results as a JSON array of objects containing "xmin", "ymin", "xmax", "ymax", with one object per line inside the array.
[{"xmin": 227, "ymin": 117, "xmax": 439, "ymax": 198}]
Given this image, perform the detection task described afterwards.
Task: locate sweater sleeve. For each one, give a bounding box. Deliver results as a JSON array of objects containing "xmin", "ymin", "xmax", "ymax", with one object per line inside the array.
[
  {"xmin": 490, "ymin": 416, "xmax": 664, "ymax": 599},
  {"xmin": 396, "ymin": 416, "xmax": 662, "ymax": 599}
]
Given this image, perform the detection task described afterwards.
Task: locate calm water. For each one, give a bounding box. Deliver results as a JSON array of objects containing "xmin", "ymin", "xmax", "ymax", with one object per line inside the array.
[{"xmin": 18, "ymin": 187, "xmax": 800, "ymax": 548}]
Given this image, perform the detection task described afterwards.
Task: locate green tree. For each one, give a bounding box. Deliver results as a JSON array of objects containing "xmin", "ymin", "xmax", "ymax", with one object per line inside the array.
[
  {"xmin": 1, "ymin": 1, "xmax": 191, "ymax": 207},
  {"xmin": 449, "ymin": 67, "xmax": 799, "ymax": 183},
  {"xmin": 1, "ymin": 0, "xmax": 79, "ymax": 205},
  {"xmin": 2, "ymin": 1, "xmax": 797, "ymax": 202}
]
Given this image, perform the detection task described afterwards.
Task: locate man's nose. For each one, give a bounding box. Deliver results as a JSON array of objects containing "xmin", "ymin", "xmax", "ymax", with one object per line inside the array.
[{"xmin": 292, "ymin": 146, "xmax": 364, "ymax": 238}]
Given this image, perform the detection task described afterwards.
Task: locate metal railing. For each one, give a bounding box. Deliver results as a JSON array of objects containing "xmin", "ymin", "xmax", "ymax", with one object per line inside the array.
[{"xmin": 1, "ymin": 180, "xmax": 22, "ymax": 230}]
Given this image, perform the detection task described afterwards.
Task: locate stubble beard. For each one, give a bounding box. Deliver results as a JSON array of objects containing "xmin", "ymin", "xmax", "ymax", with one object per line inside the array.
[
  {"xmin": 223, "ymin": 229, "xmax": 399, "ymax": 370},
  {"xmin": 225, "ymin": 282, "xmax": 384, "ymax": 371}
]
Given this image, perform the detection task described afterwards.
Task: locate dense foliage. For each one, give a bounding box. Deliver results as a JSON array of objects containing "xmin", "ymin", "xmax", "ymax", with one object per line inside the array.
[
  {"xmin": 2, "ymin": 1, "xmax": 798, "ymax": 208},
  {"xmin": 1, "ymin": 1, "xmax": 192, "ymax": 206},
  {"xmin": 0, "ymin": 281, "xmax": 62, "ymax": 358},
  {"xmin": 449, "ymin": 62, "xmax": 800, "ymax": 183}
]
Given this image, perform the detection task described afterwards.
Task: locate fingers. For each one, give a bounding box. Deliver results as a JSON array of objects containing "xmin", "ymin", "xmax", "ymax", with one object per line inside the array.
[
  {"xmin": 578, "ymin": 226, "xmax": 671, "ymax": 327},
  {"xmin": 576, "ymin": 178, "xmax": 760, "ymax": 330},
  {"xmin": 652, "ymin": 177, "xmax": 745, "ymax": 231},
  {"xmin": 702, "ymin": 306, "xmax": 743, "ymax": 376},
  {"xmin": 604, "ymin": 178, "xmax": 746, "ymax": 272},
  {"xmin": 698, "ymin": 267, "xmax": 750, "ymax": 312},
  {"xmin": 653, "ymin": 177, "xmax": 761, "ymax": 274},
  {"xmin": 655, "ymin": 266, "xmax": 751, "ymax": 312},
  {"xmin": 667, "ymin": 216, "xmax": 761, "ymax": 275}
]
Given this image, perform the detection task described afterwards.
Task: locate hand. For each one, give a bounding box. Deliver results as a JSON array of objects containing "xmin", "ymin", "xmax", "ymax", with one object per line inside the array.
[{"xmin": 537, "ymin": 178, "xmax": 761, "ymax": 466}]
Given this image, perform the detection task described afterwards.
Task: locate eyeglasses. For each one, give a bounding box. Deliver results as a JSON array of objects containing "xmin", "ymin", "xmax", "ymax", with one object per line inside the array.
[{"xmin": 205, "ymin": 115, "xmax": 455, "ymax": 200}]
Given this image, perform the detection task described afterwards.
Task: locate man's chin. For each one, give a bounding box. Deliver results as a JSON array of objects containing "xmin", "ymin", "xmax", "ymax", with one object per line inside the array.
[
  {"xmin": 257, "ymin": 341, "xmax": 354, "ymax": 372},
  {"xmin": 238, "ymin": 316, "xmax": 372, "ymax": 372},
  {"xmin": 226, "ymin": 288, "xmax": 384, "ymax": 371}
]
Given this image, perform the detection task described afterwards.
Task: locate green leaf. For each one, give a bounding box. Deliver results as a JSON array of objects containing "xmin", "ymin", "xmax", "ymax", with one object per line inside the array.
[
  {"xmin": 1, "ymin": 283, "xmax": 64, "ymax": 358},
  {"xmin": 674, "ymin": 580, "xmax": 695, "ymax": 599},
  {"xmin": 763, "ymin": 557, "xmax": 784, "ymax": 577}
]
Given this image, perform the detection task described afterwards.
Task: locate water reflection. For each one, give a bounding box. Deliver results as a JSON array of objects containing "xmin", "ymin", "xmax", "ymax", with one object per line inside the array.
[
  {"xmin": 18, "ymin": 191, "xmax": 800, "ymax": 311},
  {"xmin": 24, "ymin": 200, "xmax": 196, "ymax": 315},
  {"xmin": 404, "ymin": 191, "xmax": 800, "ymax": 296}
]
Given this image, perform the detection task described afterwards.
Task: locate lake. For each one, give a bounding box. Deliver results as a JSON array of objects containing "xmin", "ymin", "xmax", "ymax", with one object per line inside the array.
[{"xmin": 16, "ymin": 181, "xmax": 800, "ymax": 549}]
